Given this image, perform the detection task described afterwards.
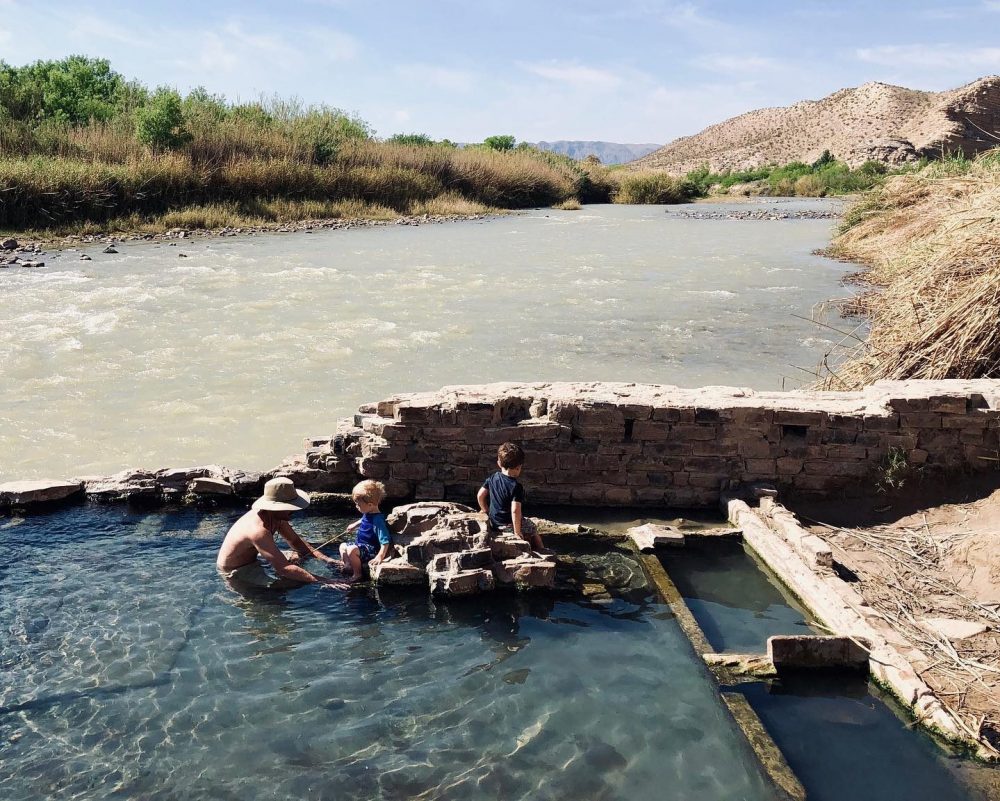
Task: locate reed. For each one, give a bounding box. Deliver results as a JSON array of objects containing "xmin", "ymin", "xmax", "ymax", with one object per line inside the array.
[{"xmin": 818, "ymin": 148, "xmax": 1000, "ymax": 388}]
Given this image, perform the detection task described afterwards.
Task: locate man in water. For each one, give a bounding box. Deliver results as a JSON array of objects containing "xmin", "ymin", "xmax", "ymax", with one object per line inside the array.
[{"xmin": 217, "ymin": 476, "xmax": 344, "ymax": 588}]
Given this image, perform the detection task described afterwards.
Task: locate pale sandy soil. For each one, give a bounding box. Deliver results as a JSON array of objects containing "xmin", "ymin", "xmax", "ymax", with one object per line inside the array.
[{"xmin": 801, "ymin": 477, "xmax": 1000, "ymax": 752}]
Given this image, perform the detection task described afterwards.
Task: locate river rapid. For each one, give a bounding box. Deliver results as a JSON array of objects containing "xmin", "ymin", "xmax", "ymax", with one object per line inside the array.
[{"xmin": 1, "ymin": 200, "xmax": 850, "ymax": 481}]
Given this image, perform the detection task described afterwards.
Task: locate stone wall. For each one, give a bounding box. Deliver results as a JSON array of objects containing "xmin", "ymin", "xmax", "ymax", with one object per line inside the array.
[{"xmin": 295, "ymin": 379, "xmax": 1000, "ymax": 508}]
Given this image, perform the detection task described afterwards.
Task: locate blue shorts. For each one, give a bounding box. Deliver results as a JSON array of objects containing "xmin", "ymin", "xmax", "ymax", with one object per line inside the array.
[{"xmin": 355, "ymin": 541, "xmax": 379, "ymax": 564}]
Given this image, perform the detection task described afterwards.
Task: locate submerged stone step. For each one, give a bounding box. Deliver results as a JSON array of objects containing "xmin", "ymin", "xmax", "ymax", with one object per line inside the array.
[
  {"xmin": 0, "ymin": 479, "xmax": 83, "ymax": 506},
  {"xmin": 767, "ymin": 635, "xmax": 870, "ymax": 672},
  {"xmin": 627, "ymin": 523, "xmax": 685, "ymax": 551}
]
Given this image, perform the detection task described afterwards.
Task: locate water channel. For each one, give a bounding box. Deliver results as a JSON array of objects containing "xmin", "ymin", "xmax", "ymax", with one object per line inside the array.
[{"xmin": 0, "ymin": 200, "xmax": 849, "ymax": 481}]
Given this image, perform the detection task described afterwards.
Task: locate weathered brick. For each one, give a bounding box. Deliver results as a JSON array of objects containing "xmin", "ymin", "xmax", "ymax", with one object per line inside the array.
[
  {"xmin": 631, "ymin": 421, "xmax": 670, "ymax": 441},
  {"xmin": 776, "ymin": 457, "xmax": 804, "ymax": 475},
  {"xmin": 738, "ymin": 438, "xmax": 773, "ymax": 458},
  {"xmin": 577, "ymin": 407, "xmax": 625, "ymax": 426},
  {"xmin": 960, "ymin": 428, "xmax": 985, "ymax": 444},
  {"xmin": 415, "ymin": 480, "xmax": 445, "ymax": 499},
  {"xmin": 928, "ymin": 395, "xmax": 970, "ymax": 414},
  {"xmin": 733, "ymin": 408, "xmax": 774, "ymax": 425},
  {"xmin": 605, "ymin": 487, "xmax": 634, "ymax": 505},
  {"xmin": 688, "ymin": 473, "xmax": 724, "ymax": 488},
  {"xmin": 803, "ymin": 460, "xmax": 870, "ymax": 477},
  {"xmin": 825, "ymin": 444, "xmax": 868, "ymax": 460},
  {"xmin": 651, "ymin": 407, "xmax": 696, "ymax": 422},
  {"xmin": 646, "ymin": 472, "xmax": 674, "ymax": 487},
  {"xmin": 556, "ymin": 453, "xmax": 587, "ymax": 470},
  {"xmin": 626, "ymin": 472, "xmax": 650, "ymax": 486},
  {"xmin": 888, "ymin": 397, "xmax": 929, "ymax": 412},
  {"xmin": 571, "ymin": 485, "xmax": 605, "ymax": 504},
  {"xmin": 900, "ymin": 412, "xmax": 943, "ymax": 429},
  {"xmin": 384, "ymin": 478, "xmax": 412, "ymax": 498},
  {"xmin": 862, "ymin": 415, "xmax": 899, "ymax": 431},
  {"xmin": 635, "ymin": 488, "xmax": 668, "ymax": 503},
  {"xmin": 356, "ymin": 458, "xmax": 390, "ymax": 478},
  {"xmin": 392, "ymin": 462, "xmax": 428, "ymax": 480},
  {"xmin": 670, "ymin": 424, "xmax": 717, "ymax": 441},
  {"xmin": 880, "ymin": 433, "xmax": 919, "ymax": 451},
  {"xmin": 690, "ymin": 438, "xmax": 740, "ymax": 456},
  {"xmin": 743, "ymin": 458, "xmax": 777, "ymax": 474},
  {"xmin": 775, "ymin": 410, "xmax": 827, "ymax": 427},
  {"xmin": 683, "ymin": 456, "xmax": 729, "ymax": 473},
  {"xmin": 642, "ymin": 441, "xmax": 692, "ymax": 458}
]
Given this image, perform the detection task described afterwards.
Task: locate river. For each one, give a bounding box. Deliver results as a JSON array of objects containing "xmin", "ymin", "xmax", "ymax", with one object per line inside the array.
[{"xmin": 0, "ymin": 200, "xmax": 850, "ymax": 480}]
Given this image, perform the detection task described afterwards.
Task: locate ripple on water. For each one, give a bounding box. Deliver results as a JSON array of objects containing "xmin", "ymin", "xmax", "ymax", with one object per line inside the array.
[{"xmin": 0, "ymin": 507, "xmax": 776, "ymax": 801}]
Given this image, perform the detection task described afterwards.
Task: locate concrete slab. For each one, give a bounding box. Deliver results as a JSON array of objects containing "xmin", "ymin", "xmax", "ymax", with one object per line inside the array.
[{"xmin": 627, "ymin": 523, "xmax": 684, "ymax": 552}]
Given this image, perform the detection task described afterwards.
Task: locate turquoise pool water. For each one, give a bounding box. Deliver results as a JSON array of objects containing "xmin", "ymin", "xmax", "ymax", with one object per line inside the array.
[{"xmin": 1, "ymin": 506, "xmax": 774, "ymax": 801}]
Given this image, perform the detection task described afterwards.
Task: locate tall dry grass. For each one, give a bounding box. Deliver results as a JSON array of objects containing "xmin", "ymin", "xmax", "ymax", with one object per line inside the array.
[
  {"xmin": 0, "ymin": 118, "xmax": 594, "ymax": 231},
  {"xmin": 820, "ymin": 149, "xmax": 1000, "ymax": 388}
]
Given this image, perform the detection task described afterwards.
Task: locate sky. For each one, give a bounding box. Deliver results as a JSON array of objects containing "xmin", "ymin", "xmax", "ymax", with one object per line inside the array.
[{"xmin": 2, "ymin": 0, "xmax": 999, "ymax": 143}]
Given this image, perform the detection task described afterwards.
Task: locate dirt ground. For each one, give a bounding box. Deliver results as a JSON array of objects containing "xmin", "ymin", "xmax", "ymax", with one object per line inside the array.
[{"xmin": 798, "ymin": 474, "xmax": 1000, "ymax": 754}]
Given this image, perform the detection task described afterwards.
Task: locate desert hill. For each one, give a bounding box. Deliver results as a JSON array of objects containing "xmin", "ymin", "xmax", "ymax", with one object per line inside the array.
[
  {"xmin": 632, "ymin": 76, "xmax": 1000, "ymax": 173},
  {"xmin": 531, "ymin": 140, "xmax": 660, "ymax": 164}
]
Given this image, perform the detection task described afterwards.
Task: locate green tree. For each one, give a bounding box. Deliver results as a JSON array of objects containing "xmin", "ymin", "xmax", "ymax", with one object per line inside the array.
[
  {"xmin": 811, "ymin": 149, "xmax": 835, "ymax": 169},
  {"xmin": 0, "ymin": 55, "xmax": 127, "ymax": 123},
  {"xmin": 388, "ymin": 133, "xmax": 434, "ymax": 146},
  {"xmin": 135, "ymin": 87, "xmax": 190, "ymax": 149},
  {"xmin": 484, "ymin": 134, "xmax": 516, "ymax": 151}
]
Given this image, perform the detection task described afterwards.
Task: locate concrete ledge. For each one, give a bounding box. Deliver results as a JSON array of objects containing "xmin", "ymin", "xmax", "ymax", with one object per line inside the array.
[{"xmin": 768, "ymin": 635, "xmax": 870, "ymax": 672}]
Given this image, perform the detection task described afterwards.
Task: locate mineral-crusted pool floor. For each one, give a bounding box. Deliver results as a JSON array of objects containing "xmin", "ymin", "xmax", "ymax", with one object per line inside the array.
[{"xmin": 1, "ymin": 506, "xmax": 774, "ymax": 801}]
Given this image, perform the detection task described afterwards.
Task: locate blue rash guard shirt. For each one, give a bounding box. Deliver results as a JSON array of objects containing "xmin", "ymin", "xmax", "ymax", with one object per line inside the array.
[
  {"xmin": 355, "ymin": 512, "xmax": 392, "ymax": 561},
  {"xmin": 482, "ymin": 471, "xmax": 525, "ymax": 529}
]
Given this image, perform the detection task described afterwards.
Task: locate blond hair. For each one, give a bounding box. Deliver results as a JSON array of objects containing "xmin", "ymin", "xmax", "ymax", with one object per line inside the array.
[{"xmin": 351, "ymin": 479, "xmax": 386, "ymax": 506}]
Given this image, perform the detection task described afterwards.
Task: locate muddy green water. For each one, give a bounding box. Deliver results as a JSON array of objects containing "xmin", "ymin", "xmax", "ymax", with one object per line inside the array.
[{"xmin": 0, "ymin": 200, "xmax": 848, "ymax": 480}]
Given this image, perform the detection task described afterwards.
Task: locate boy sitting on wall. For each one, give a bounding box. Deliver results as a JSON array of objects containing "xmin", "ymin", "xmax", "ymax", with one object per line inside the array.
[{"xmin": 477, "ymin": 442, "xmax": 546, "ymax": 552}]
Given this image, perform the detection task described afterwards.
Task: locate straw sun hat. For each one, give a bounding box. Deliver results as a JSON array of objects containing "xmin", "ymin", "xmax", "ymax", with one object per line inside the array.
[{"xmin": 251, "ymin": 477, "xmax": 310, "ymax": 512}]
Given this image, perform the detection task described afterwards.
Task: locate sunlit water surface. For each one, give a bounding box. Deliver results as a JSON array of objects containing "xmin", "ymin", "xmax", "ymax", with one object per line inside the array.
[
  {"xmin": 0, "ymin": 507, "xmax": 775, "ymax": 801},
  {"xmin": 0, "ymin": 200, "xmax": 848, "ymax": 479}
]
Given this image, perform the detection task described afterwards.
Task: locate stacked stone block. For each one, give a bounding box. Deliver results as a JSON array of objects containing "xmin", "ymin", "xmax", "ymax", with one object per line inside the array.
[{"xmin": 301, "ymin": 379, "xmax": 1000, "ymax": 508}]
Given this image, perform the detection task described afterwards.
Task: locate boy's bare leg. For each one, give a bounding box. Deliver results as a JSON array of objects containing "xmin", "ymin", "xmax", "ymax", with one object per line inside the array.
[
  {"xmin": 341, "ymin": 545, "xmax": 365, "ymax": 581},
  {"xmin": 338, "ymin": 543, "xmax": 354, "ymax": 574}
]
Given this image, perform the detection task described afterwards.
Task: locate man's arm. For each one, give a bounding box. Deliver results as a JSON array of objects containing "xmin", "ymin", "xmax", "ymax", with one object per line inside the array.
[
  {"xmin": 277, "ymin": 520, "xmax": 338, "ymax": 565},
  {"xmin": 477, "ymin": 486, "xmax": 490, "ymax": 515},
  {"xmin": 254, "ymin": 533, "xmax": 335, "ymax": 584}
]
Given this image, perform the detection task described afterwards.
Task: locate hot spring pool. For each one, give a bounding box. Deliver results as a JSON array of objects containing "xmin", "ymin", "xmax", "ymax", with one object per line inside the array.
[{"xmin": 1, "ymin": 506, "xmax": 776, "ymax": 801}]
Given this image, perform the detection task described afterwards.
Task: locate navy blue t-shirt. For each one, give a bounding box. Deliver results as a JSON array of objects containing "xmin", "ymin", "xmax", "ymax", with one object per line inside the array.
[{"xmin": 482, "ymin": 471, "xmax": 525, "ymax": 528}]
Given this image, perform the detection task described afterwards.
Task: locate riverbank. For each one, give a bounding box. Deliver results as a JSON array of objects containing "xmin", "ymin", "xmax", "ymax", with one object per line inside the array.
[
  {"xmin": 820, "ymin": 149, "xmax": 1000, "ymax": 389},
  {"xmin": 0, "ymin": 206, "xmax": 502, "ymax": 260}
]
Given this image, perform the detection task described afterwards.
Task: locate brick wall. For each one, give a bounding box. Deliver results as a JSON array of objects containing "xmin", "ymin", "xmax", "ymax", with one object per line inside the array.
[{"xmin": 293, "ymin": 379, "xmax": 1000, "ymax": 508}]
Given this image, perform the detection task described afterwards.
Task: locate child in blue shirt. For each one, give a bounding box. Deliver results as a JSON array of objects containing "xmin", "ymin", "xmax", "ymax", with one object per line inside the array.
[
  {"xmin": 477, "ymin": 442, "xmax": 546, "ymax": 552},
  {"xmin": 340, "ymin": 479, "xmax": 393, "ymax": 582}
]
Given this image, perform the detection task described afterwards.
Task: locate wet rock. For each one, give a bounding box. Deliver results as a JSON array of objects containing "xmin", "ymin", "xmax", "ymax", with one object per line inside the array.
[
  {"xmin": 430, "ymin": 567, "xmax": 496, "ymax": 596},
  {"xmin": 103, "ymin": 246, "xmax": 118, "ymax": 254},
  {"xmin": 79, "ymin": 254, "xmax": 92, "ymax": 260},
  {"xmin": 372, "ymin": 560, "xmax": 426, "ymax": 586},
  {"xmin": 0, "ymin": 479, "xmax": 84, "ymax": 506},
  {"xmin": 1, "ymin": 237, "xmax": 18, "ymax": 250}
]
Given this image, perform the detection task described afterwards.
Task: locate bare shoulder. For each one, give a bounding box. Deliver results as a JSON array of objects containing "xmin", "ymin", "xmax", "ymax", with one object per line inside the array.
[{"xmin": 227, "ymin": 510, "xmax": 266, "ymax": 540}]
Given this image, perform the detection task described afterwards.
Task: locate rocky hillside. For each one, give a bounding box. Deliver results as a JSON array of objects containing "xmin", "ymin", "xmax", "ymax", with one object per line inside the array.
[
  {"xmin": 531, "ymin": 140, "xmax": 660, "ymax": 164},
  {"xmin": 633, "ymin": 76, "xmax": 1000, "ymax": 173}
]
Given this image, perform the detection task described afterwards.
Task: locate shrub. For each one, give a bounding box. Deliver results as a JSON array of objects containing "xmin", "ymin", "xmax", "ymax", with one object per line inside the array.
[
  {"xmin": 614, "ymin": 172, "xmax": 690, "ymax": 204},
  {"xmin": 135, "ymin": 87, "xmax": 190, "ymax": 149}
]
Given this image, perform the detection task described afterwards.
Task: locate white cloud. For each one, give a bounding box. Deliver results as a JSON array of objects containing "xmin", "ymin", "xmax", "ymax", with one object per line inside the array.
[
  {"xmin": 521, "ymin": 62, "xmax": 623, "ymax": 92},
  {"xmin": 856, "ymin": 43, "xmax": 1000, "ymax": 70}
]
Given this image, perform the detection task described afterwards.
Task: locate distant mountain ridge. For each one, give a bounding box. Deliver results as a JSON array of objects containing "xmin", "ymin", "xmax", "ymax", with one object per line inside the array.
[
  {"xmin": 632, "ymin": 76, "xmax": 1000, "ymax": 174},
  {"xmin": 530, "ymin": 140, "xmax": 661, "ymax": 164}
]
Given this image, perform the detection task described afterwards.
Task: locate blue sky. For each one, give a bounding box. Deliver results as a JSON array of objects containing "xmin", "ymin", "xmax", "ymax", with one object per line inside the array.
[{"xmin": 2, "ymin": 0, "xmax": 999, "ymax": 142}]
